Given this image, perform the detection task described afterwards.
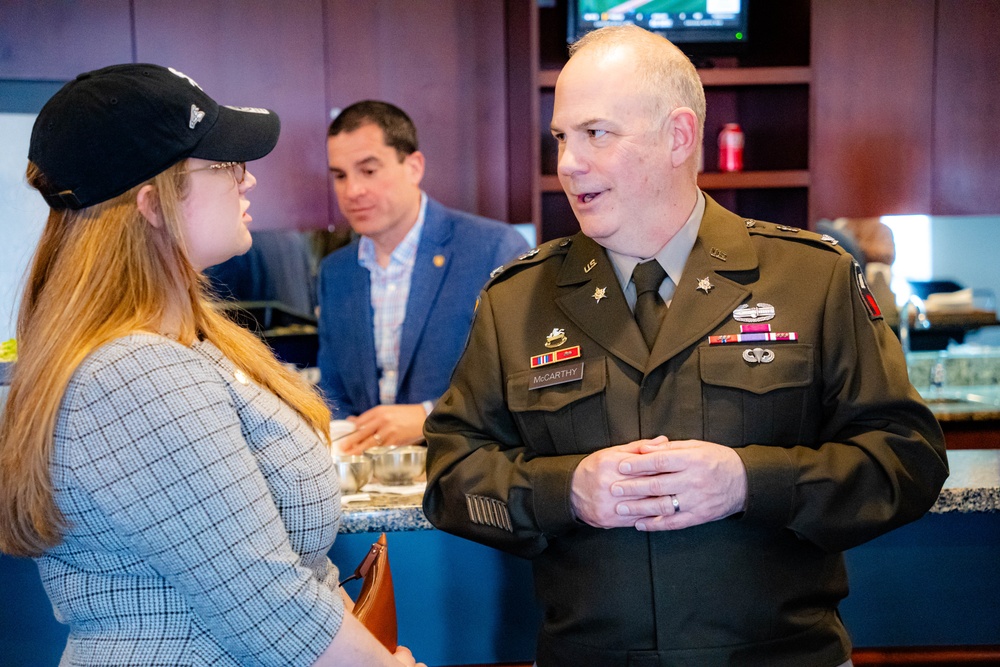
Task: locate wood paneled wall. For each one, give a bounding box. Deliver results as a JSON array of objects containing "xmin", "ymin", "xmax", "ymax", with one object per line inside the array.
[
  {"xmin": 932, "ymin": 0, "xmax": 1000, "ymax": 215},
  {"xmin": 811, "ymin": 0, "xmax": 936, "ymax": 221},
  {"xmin": 0, "ymin": 0, "xmax": 529, "ymax": 230},
  {"xmin": 811, "ymin": 0, "xmax": 1000, "ymax": 220},
  {"xmin": 133, "ymin": 0, "xmax": 330, "ymax": 229}
]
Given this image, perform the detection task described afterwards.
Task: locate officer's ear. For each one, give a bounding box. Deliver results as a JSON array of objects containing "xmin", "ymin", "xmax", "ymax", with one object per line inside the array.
[{"xmin": 666, "ymin": 107, "xmax": 698, "ymax": 169}]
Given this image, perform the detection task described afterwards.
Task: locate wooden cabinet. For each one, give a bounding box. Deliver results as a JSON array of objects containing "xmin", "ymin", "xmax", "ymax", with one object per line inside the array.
[
  {"xmin": 932, "ymin": 0, "xmax": 1000, "ymax": 215},
  {"xmin": 532, "ymin": 0, "xmax": 813, "ymax": 243},
  {"xmin": 811, "ymin": 0, "xmax": 1000, "ymax": 219},
  {"xmin": 810, "ymin": 0, "xmax": 936, "ymax": 221}
]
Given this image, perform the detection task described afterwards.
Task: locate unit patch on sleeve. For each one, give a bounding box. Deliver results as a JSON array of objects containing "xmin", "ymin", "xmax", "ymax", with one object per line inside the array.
[{"xmin": 853, "ymin": 261, "xmax": 883, "ymax": 320}]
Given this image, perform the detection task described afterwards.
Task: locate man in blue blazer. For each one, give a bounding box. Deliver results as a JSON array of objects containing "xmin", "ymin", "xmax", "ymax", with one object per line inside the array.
[{"xmin": 317, "ymin": 101, "xmax": 529, "ymax": 454}]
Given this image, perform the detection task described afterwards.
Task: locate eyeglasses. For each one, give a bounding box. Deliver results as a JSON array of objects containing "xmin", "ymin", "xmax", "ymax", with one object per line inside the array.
[{"xmin": 183, "ymin": 161, "xmax": 247, "ymax": 185}]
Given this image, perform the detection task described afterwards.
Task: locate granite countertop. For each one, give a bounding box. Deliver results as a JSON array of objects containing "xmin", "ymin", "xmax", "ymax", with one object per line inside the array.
[
  {"xmin": 920, "ymin": 385, "xmax": 1000, "ymax": 422},
  {"xmin": 341, "ymin": 492, "xmax": 429, "ymax": 534},
  {"xmin": 909, "ymin": 349, "xmax": 1000, "ymax": 421},
  {"xmin": 339, "ymin": 450, "xmax": 1000, "ymax": 534}
]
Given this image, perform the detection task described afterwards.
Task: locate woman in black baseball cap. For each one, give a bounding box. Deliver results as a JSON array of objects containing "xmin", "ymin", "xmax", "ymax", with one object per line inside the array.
[{"xmin": 0, "ymin": 64, "xmax": 423, "ymax": 667}]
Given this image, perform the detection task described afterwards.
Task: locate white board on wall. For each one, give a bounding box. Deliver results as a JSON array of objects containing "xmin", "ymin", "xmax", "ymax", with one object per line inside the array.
[{"xmin": 0, "ymin": 113, "xmax": 47, "ymax": 341}]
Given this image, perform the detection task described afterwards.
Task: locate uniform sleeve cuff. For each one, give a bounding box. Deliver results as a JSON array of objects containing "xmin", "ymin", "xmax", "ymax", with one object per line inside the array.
[
  {"xmin": 735, "ymin": 445, "xmax": 796, "ymax": 527},
  {"xmin": 530, "ymin": 454, "xmax": 589, "ymax": 533}
]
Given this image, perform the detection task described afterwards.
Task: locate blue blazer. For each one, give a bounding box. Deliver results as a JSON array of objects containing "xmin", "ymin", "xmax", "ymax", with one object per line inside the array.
[{"xmin": 316, "ymin": 197, "xmax": 529, "ymax": 418}]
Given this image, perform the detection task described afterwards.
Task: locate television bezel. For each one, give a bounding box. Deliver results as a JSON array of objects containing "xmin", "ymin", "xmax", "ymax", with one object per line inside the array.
[{"xmin": 566, "ymin": 1, "xmax": 750, "ymax": 55}]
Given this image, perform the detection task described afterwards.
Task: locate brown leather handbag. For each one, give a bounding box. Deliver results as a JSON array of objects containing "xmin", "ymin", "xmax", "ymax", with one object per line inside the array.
[{"xmin": 339, "ymin": 533, "xmax": 398, "ymax": 651}]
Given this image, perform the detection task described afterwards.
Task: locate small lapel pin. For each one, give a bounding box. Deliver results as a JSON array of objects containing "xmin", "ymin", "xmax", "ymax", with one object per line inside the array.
[
  {"xmin": 710, "ymin": 247, "xmax": 728, "ymax": 261},
  {"xmin": 584, "ymin": 258, "xmax": 597, "ymax": 273},
  {"xmin": 593, "ymin": 286, "xmax": 607, "ymax": 303},
  {"xmin": 544, "ymin": 328, "xmax": 568, "ymax": 348},
  {"xmin": 696, "ymin": 277, "xmax": 714, "ymax": 294},
  {"xmin": 433, "ymin": 254, "xmax": 445, "ymax": 267}
]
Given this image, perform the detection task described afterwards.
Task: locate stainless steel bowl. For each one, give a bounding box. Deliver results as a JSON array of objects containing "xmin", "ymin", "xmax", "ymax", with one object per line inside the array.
[
  {"xmin": 366, "ymin": 445, "xmax": 427, "ymax": 486},
  {"xmin": 333, "ymin": 455, "xmax": 373, "ymax": 494}
]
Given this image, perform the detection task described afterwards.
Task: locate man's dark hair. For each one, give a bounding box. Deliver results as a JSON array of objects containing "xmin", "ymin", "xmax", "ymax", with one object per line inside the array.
[{"xmin": 327, "ymin": 100, "xmax": 418, "ymax": 161}]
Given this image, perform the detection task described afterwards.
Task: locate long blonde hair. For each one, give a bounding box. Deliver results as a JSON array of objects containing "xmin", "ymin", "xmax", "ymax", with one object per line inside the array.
[{"xmin": 0, "ymin": 162, "xmax": 330, "ymax": 557}]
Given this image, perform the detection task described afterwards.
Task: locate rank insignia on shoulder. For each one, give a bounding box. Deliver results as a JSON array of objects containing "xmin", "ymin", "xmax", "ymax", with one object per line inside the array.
[
  {"xmin": 853, "ymin": 261, "xmax": 883, "ymax": 320},
  {"xmin": 775, "ymin": 225, "xmax": 800, "ymax": 233},
  {"xmin": 821, "ymin": 234, "xmax": 839, "ymax": 246},
  {"xmin": 490, "ymin": 264, "xmax": 504, "ymax": 279},
  {"xmin": 518, "ymin": 248, "xmax": 539, "ymax": 260}
]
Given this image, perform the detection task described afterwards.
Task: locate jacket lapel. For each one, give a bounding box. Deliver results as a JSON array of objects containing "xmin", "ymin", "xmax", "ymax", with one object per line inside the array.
[
  {"xmin": 555, "ymin": 234, "xmax": 648, "ymax": 373},
  {"xmin": 398, "ymin": 200, "xmax": 452, "ymax": 386},
  {"xmin": 649, "ymin": 197, "xmax": 759, "ymax": 371},
  {"xmin": 347, "ymin": 258, "xmax": 381, "ymax": 408}
]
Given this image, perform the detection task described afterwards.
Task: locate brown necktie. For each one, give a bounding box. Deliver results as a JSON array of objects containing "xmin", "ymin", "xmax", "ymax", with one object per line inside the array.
[{"xmin": 632, "ymin": 260, "xmax": 667, "ymax": 350}]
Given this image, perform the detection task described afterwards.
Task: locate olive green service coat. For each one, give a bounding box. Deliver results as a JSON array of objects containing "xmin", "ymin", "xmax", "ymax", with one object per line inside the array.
[{"xmin": 423, "ymin": 196, "xmax": 948, "ymax": 667}]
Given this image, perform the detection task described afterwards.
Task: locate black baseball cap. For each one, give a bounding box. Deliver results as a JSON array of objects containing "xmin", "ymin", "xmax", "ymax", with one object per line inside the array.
[{"xmin": 28, "ymin": 63, "xmax": 281, "ymax": 210}]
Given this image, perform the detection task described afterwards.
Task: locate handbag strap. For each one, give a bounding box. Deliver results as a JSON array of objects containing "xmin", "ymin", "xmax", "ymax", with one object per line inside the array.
[{"xmin": 339, "ymin": 533, "xmax": 386, "ymax": 586}]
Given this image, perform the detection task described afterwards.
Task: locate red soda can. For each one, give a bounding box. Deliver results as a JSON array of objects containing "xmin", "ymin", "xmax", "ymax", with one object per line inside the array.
[{"xmin": 718, "ymin": 123, "xmax": 744, "ymax": 172}]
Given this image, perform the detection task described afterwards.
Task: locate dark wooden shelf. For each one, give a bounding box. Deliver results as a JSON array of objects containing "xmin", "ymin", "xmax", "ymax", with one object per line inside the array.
[
  {"xmin": 697, "ymin": 170, "xmax": 811, "ymax": 190},
  {"xmin": 698, "ymin": 66, "xmax": 811, "ymax": 87},
  {"xmin": 540, "ymin": 171, "xmax": 810, "ymax": 194},
  {"xmin": 540, "ymin": 175, "xmax": 561, "ymax": 193},
  {"xmin": 538, "ymin": 66, "xmax": 811, "ymax": 89}
]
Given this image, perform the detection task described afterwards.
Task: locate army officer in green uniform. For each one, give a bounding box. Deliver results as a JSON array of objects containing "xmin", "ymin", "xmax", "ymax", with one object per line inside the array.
[{"xmin": 423, "ymin": 25, "xmax": 948, "ymax": 667}]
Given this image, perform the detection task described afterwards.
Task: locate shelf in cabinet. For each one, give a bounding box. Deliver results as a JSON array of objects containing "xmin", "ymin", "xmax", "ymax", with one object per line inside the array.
[
  {"xmin": 698, "ymin": 66, "xmax": 811, "ymax": 87},
  {"xmin": 538, "ymin": 66, "xmax": 811, "ymax": 89},
  {"xmin": 540, "ymin": 171, "xmax": 810, "ymax": 194},
  {"xmin": 540, "ymin": 175, "xmax": 562, "ymax": 193},
  {"xmin": 698, "ymin": 170, "xmax": 810, "ymax": 190}
]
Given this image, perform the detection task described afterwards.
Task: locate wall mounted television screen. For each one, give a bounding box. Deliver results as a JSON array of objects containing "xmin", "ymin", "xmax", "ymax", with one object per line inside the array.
[{"xmin": 568, "ymin": 0, "xmax": 748, "ymax": 45}]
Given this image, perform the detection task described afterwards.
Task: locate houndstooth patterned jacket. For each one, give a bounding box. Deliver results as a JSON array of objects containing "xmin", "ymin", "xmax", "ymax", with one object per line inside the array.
[{"xmin": 36, "ymin": 334, "xmax": 344, "ymax": 666}]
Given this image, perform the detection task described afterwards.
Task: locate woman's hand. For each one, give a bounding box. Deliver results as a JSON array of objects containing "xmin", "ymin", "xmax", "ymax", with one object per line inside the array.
[{"xmin": 392, "ymin": 644, "xmax": 426, "ymax": 667}]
